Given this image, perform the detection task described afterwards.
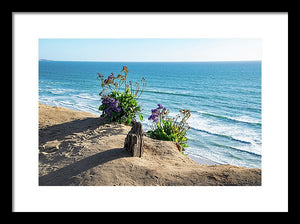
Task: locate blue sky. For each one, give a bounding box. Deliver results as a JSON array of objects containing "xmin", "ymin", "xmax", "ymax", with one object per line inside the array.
[{"xmin": 39, "ymin": 38, "xmax": 261, "ymax": 62}]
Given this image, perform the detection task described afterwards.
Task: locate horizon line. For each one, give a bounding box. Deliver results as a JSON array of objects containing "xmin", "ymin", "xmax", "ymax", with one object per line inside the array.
[{"xmin": 39, "ymin": 59, "xmax": 262, "ymax": 63}]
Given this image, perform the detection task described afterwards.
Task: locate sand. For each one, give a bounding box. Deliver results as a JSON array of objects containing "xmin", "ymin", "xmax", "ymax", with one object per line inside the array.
[{"xmin": 39, "ymin": 102, "xmax": 261, "ymax": 186}]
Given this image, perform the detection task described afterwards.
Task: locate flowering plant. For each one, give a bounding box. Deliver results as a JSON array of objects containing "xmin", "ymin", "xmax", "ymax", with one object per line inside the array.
[
  {"xmin": 97, "ymin": 66, "xmax": 146, "ymax": 125},
  {"xmin": 98, "ymin": 95, "xmax": 121, "ymax": 122},
  {"xmin": 148, "ymin": 104, "xmax": 191, "ymax": 152}
]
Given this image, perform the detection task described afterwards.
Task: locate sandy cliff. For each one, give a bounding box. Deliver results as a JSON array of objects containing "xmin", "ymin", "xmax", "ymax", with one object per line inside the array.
[{"xmin": 39, "ymin": 103, "xmax": 261, "ymax": 186}]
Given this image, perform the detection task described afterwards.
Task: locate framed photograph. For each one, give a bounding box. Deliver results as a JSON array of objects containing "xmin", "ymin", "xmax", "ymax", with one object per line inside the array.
[{"xmin": 13, "ymin": 12, "xmax": 288, "ymax": 212}]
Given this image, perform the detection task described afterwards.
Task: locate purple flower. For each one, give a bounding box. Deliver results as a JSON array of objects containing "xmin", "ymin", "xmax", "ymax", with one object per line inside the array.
[
  {"xmin": 157, "ymin": 104, "xmax": 163, "ymax": 109},
  {"xmin": 101, "ymin": 95, "xmax": 121, "ymax": 117},
  {"xmin": 148, "ymin": 114, "xmax": 156, "ymax": 119},
  {"xmin": 151, "ymin": 108, "xmax": 160, "ymax": 115},
  {"xmin": 148, "ymin": 104, "xmax": 169, "ymax": 123},
  {"xmin": 152, "ymin": 117, "xmax": 158, "ymax": 122},
  {"xmin": 148, "ymin": 114, "xmax": 159, "ymax": 123},
  {"xmin": 148, "ymin": 105, "xmax": 164, "ymax": 123}
]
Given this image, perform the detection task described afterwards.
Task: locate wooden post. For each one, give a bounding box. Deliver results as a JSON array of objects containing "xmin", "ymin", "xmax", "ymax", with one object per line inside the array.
[{"xmin": 124, "ymin": 121, "xmax": 144, "ymax": 157}]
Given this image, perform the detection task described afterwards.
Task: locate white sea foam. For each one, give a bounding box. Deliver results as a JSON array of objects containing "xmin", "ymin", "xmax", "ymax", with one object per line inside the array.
[
  {"xmin": 187, "ymin": 113, "xmax": 261, "ymax": 155},
  {"xmin": 77, "ymin": 93, "xmax": 100, "ymax": 101},
  {"xmin": 49, "ymin": 89, "xmax": 65, "ymax": 94},
  {"xmin": 231, "ymin": 115, "xmax": 261, "ymax": 124},
  {"xmin": 197, "ymin": 110, "xmax": 261, "ymax": 125}
]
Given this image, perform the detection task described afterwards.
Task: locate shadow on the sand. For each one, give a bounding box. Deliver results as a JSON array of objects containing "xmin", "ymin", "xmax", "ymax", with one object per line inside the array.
[
  {"xmin": 39, "ymin": 147, "xmax": 130, "ymax": 186},
  {"xmin": 39, "ymin": 117, "xmax": 124, "ymax": 145}
]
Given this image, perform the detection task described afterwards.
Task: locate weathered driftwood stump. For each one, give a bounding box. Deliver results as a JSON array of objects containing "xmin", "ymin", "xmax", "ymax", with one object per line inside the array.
[{"xmin": 124, "ymin": 121, "xmax": 144, "ymax": 157}]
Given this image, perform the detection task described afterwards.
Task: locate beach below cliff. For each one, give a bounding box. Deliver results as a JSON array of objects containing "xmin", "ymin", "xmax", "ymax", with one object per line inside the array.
[{"xmin": 38, "ymin": 102, "xmax": 261, "ymax": 186}]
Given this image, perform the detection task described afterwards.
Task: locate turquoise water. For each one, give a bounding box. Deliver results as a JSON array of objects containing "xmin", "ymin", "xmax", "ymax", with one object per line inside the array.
[{"xmin": 39, "ymin": 61, "xmax": 261, "ymax": 168}]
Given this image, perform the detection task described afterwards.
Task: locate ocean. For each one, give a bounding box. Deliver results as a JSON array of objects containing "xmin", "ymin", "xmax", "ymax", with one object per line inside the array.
[{"xmin": 39, "ymin": 61, "xmax": 261, "ymax": 168}]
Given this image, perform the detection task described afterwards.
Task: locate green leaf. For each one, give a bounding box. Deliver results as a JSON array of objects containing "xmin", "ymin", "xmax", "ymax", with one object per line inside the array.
[
  {"xmin": 138, "ymin": 114, "xmax": 143, "ymax": 122},
  {"xmin": 181, "ymin": 143, "xmax": 188, "ymax": 148}
]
